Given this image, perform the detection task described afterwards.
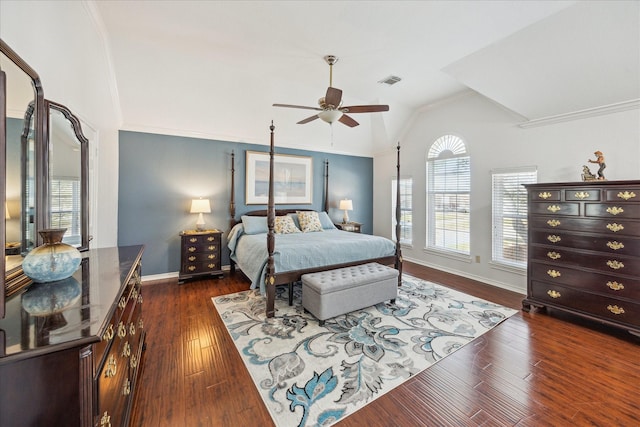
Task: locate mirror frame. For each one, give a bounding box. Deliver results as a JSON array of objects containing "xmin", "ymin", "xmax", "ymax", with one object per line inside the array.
[
  {"xmin": 1, "ymin": 39, "xmax": 46, "ymax": 319},
  {"xmin": 44, "ymin": 99, "xmax": 90, "ymax": 251}
]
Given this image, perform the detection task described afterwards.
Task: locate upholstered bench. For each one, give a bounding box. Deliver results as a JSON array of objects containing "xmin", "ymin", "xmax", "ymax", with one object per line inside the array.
[{"xmin": 301, "ymin": 262, "xmax": 399, "ymax": 325}]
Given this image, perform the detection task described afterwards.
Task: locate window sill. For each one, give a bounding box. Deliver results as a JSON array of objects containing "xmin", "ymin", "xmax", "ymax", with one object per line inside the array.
[{"xmin": 489, "ymin": 261, "xmax": 526, "ymax": 275}]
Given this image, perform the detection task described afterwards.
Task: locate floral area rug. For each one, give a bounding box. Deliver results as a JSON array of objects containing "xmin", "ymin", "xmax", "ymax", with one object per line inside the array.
[{"xmin": 212, "ymin": 274, "xmax": 517, "ymax": 427}]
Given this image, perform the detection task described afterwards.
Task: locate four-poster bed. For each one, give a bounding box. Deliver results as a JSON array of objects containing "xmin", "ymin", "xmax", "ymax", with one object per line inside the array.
[{"xmin": 228, "ymin": 122, "xmax": 403, "ymax": 318}]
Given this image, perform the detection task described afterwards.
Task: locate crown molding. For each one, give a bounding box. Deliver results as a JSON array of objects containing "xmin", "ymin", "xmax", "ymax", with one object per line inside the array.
[{"xmin": 518, "ymin": 99, "xmax": 640, "ymax": 128}]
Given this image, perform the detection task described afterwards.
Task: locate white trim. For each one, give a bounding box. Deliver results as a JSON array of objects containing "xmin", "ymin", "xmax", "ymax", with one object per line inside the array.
[
  {"xmin": 404, "ymin": 255, "xmax": 526, "ymax": 295},
  {"xmin": 422, "ymin": 247, "xmax": 472, "ymax": 264},
  {"xmin": 518, "ymin": 99, "xmax": 640, "ymax": 128},
  {"xmin": 141, "ymin": 264, "xmax": 232, "ymax": 284}
]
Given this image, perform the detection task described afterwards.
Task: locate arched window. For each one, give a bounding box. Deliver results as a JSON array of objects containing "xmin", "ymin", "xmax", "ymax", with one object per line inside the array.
[{"xmin": 426, "ymin": 135, "xmax": 470, "ymax": 255}]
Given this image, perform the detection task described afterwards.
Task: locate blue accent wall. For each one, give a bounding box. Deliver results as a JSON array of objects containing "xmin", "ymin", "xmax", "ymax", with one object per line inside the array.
[{"xmin": 118, "ymin": 130, "xmax": 373, "ymax": 276}]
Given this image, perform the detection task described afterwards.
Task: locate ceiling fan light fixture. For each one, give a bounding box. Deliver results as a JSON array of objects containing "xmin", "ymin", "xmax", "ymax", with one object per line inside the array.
[{"xmin": 318, "ymin": 109, "xmax": 343, "ymax": 124}]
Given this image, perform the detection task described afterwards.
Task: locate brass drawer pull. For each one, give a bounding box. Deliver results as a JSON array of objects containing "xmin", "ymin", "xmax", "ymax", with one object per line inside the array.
[
  {"xmin": 574, "ymin": 191, "xmax": 590, "ymax": 199},
  {"xmin": 606, "ymin": 260, "xmax": 624, "ymax": 270},
  {"xmin": 130, "ymin": 354, "xmax": 138, "ymax": 369},
  {"xmin": 606, "ymin": 241, "xmax": 624, "ymax": 250},
  {"xmin": 617, "ymin": 191, "xmax": 636, "ymax": 200},
  {"xmin": 607, "ymin": 305, "xmax": 625, "ymax": 315},
  {"xmin": 138, "ymin": 293, "xmax": 143, "ymax": 304},
  {"xmin": 102, "ymin": 324, "xmax": 114, "ymax": 342},
  {"xmin": 547, "ymin": 269, "xmax": 561, "ymax": 278},
  {"xmin": 207, "ymin": 236, "xmax": 215, "ymax": 241},
  {"xmin": 207, "ymin": 245, "xmax": 216, "ymax": 251},
  {"xmin": 547, "ymin": 205, "xmax": 561, "ymax": 213},
  {"xmin": 118, "ymin": 296, "xmax": 127, "ymax": 309},
  {"xmin": 104, "ymin": 355, "xmax": 117, "ymax": 378},
  {"xmin": 547, "ymin": 219, "xmax": 561, "ymax": 227},
  {"xmin": 118, "ymin": 321, "xmax": 127, "ymax": 338},
  {"xmin": 606, "ymin": 206, "xmax": 624, "ymax": 215},
  {"xmin": 122, "ymin": 341, "xmax": 131, "ymax": 358},
  {"xmin": 123, "ymin": 379, "xmax": 131, "ymax": 396},
  {"xmin": 547, "ymin": 251, "xmax": 561, "ymax": 260},
  {"xmin": 606, "ymin": 223, "xmax": 624, "ymax": 232},
  {"xmin": 139, "ymin": 318, "xmax": 144, "ymax": 329},
  {"xmin": 189, "ymin": 237, "xmax": 198, "ymax": 243},
  {"xmin": 538, "ymin": 192, "xmax": 552, "ymax": 199},
  {"xmin": 188, "ymin": 256, "xmax": 196, "ymax": 261},
  {"xmin": 547, "ymin": 290, "xmax": 561, "ymax": 298},
  {"xmin": 547, "ymin": 235, "xmax": 561, "ymax": 243},
  {"xmin": 188, "ymin": 265, "xmax": 196, "ymax": 271},
  {"xmin": 100, "ymin": 411, "xmax": 112, "ymax": 427},
  {"xmin": 606, "ymin": 281, "xmax": 624, "ymax": 291},
  {"xmin": 129, "ymin": 322, "xmax": 136, "ymax": 336},
  {"xmin": 188, "ymin": 246, "xmax": 197, "ymax": 252},
  {"xmin": 208, "ymin": 254, "xmax": 216, "ymax": 259},
  {"xmin": 208, "ymin": 263, "xmax": 216, "ymax": 269}
]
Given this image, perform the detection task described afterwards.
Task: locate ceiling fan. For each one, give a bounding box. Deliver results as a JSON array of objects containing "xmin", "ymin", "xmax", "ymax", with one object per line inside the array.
[{"xmin": 273, "ymin": 55, "xmax": 389, "ymax": 127}]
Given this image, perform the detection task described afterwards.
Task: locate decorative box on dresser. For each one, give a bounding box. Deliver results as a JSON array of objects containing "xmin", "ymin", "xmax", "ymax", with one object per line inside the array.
[
  {"xmin": 0, "ymin": 245, "xmax": 145, "ymax": 427},
  {"xmin": 522, "ymin": 181, "xmax": 640, "ymax": 336},
  {"xmin": 179, "ymin": 230, "xmax": 224, "ymax": 284}
]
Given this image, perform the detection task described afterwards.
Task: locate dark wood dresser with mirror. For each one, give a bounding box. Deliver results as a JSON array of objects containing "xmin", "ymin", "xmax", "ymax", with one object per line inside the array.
[
  {"xmin": 523, "ymin": 180, "xmax": 640, "ymax": 336},
  {"xmin": 0, "ymin": 245, "xmax": 145, "ymax": 427}
]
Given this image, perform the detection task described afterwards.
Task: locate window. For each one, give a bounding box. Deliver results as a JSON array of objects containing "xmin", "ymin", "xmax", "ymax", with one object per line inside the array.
[
  {"xmin": 491, "ymin": 167, "xmax": 537, "ymax": 268},
  {"xmin": 426, "ymin": 135, "xmax": 470, "ymax": 255},
  {"xmin": 50, "ymin": 177, "xmax": 81, "ymax": 246},
  {"xmin": 392, "ymin": 177, "xmax": 412, "ymax": 244}
]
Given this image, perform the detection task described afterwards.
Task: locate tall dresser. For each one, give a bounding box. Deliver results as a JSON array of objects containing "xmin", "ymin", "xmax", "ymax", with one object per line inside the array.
[
  {"xmin": 0, "ymin": 245, "xmax": 145, "ymax": 426},
  {"xmin": 523, "ymin": 181, "xmax": 640, "ymax": 335}
]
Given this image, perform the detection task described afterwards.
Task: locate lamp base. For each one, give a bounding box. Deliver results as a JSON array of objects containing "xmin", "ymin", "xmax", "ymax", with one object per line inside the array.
[
  {"xmin": 342, "ymin": 211, "xmax": 349, "ymax": 224},
  {"xmin": 195, "ymin": 212, "xmax": 206, "ymax": 231}
]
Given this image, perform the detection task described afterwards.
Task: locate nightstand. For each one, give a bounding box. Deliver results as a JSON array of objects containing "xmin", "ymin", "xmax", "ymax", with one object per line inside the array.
[
  {"xmin": 334, "ymin": 222, "xmax": 362, "ymax": 233},
  {"xmin": 179, "ymin": 229, "xmax": 224, "ymax": 284}
]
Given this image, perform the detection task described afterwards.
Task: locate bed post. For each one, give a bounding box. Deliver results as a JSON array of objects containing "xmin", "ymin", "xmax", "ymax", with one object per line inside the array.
[
  {"xmin": 395, "ymin": 142, "xmax": 403, "ymax": 286},
  {"xmin": 323, "ymin": 159, "xmax": 329, "ymax": 213},
  {"xmin": 265, "ymin": 122, "xmax": 276, "ymax": 318},
  {"xmin": 229, "ymin": 150, "xmax": 236, "ymax": 274}
]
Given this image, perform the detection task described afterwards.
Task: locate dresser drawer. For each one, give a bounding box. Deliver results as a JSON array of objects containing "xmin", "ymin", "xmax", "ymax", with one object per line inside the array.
[
  {"xmin": 564, "ymin": 189, "xmax": 601, "ymax": 201},
  {"xmin": 530, "ymin": 281, "xmax": 640, "ymax": 328},
  {"xmin": 530, "ymin": 246, "xmax": 640, "ymax": 277},
  {"xmin": 529, "ymin": 215, "xmax": 640, "ymax": 237},
  {"xmin": 183, "ymin": 233, "xmax": 220, "ymax": 245},
  {"xmin": 585, "ymin": 203, "xmax": 640, "ymax": 219},
  {"xmin": 530, "ymin": 262, "xmax": 640, "ymax": 300},
  {"xmin": 530, "ymin": 230, "xmax": 640, "ymax": 256},
  {"xmin": 604, "ymin": 188, "xmax": 640, "ymax": 202},
  {"xmin": 183, "ymin": 252, "xmax": 219, "ymax": 263},
  {"xmin": 530, "ymin": 190, "xmax": 561, "ymax": 201},
  {"xmin": 182, "ymin": 242, "xmax": 219, "ymax": 254},
  {"xmin": 529, "ymin": 202, "xmax": 579, "ymax": 216},
  {"xmin": 182, "ymin": 260, "xmax": 221, "ymax": 274}
]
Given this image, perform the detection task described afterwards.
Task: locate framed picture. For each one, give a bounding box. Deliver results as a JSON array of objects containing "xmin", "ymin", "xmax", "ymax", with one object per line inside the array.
[{"xmin": 245, "ymin": 151, "xmax": 313, "ymax": 205}]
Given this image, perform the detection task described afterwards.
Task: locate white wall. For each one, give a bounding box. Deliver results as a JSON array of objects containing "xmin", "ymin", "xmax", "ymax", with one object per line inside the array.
[
  {"xmin": 1, "ymin": 1, "xmax": 121, "ymax": 247},
  {"xmin": 374, "ymin": 91, "xmax": 640, "ymax": 293}
]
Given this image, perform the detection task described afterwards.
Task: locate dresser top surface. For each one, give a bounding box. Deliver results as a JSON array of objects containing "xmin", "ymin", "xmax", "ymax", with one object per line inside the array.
[
  {"xmin": 0, "ymin": 245, "xmax": 144, "ymax": 362},
  {"xmin": 525, "ymin": 180, "xmax": 640, "ymax": 188}
]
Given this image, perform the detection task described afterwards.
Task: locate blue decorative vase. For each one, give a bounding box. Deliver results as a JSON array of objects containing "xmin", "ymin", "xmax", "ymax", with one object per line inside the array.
[
  {"xmin": 22, "ymin": 228, "xmax": 81, "ymax": 283},
  {"xmin": 21, "ymin": 276, "xmax": 82, "ymax": 316}
]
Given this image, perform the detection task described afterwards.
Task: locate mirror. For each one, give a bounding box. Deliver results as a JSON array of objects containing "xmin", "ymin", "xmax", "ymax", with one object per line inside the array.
[
  {"xmin": 45, "ymin": 100, "xmax": 89, "ymax": 251},
  {"xmin": 1, "ymin": 39, "xmax": 45, "ymax": 318}
]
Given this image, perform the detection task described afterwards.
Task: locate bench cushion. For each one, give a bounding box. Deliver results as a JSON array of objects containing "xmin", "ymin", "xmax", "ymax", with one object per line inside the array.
[{"xmin": 302, "ymin": 262, "xmax": 398, "ymax": 294}]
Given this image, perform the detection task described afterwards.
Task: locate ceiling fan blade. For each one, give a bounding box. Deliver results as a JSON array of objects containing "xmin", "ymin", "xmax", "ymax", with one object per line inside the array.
[
  {"xmin": 273, "ymin": 103, "xmax": 322, "ymax": 111},
  {"xmin": 341, "ymin": 105, "xmax": 389, "ymax": 113},
  {"xmin": 297, "ymin": 114, "xmax": 320, "ymax": 124},
  {"xmin": 338, "ymin": 114, "xmax": 359, "ymax": 127},
  {"xmin": 324, "ymin": 87, "xmax": 343, "ymax": 108}
]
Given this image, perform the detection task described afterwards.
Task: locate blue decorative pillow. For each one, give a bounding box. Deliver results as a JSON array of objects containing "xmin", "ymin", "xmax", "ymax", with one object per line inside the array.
[
  {"xmin": 318, "ymin": 211, "xmax": 337, "ymax": 229},
  {"xmin": 287, "ymin": 213, "xmax": 301, "ymax": 230},
  {"xmin": 241, "ymin": 215, "xmax": 268, "ymax": 235}
]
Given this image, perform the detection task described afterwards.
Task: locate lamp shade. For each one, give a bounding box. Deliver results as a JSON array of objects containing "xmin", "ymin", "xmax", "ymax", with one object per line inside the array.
[
  {"xmin": 190, "ymin": 198, "xmax": 211, "ymax": 214},
  {"xmin": 339, "ymin": 199, "xmax": 353, "ymax": 211}
]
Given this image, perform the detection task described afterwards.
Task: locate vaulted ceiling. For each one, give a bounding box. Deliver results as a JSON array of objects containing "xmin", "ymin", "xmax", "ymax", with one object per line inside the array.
[{"xmin": 92, "ymin": 0, "xmax": 639, "ymax": 156}]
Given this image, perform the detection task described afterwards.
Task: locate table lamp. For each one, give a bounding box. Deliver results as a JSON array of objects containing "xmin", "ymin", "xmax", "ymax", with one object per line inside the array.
[
  {"xmin": 190, "ymin": 198, "xmax": 211, "ymax": 231},
  {"xmin": 339, "ymin": 199, "xmax": 353, "ymax": 223}
]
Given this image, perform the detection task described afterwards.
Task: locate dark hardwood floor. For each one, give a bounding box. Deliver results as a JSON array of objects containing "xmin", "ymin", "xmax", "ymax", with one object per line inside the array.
[{"xmin": 130, "ymin": 262, "xmax": 639, "ymax": 426}]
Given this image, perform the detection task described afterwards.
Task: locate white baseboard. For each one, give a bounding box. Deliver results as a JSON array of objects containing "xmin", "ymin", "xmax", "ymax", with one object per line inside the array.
[
  {"xmin": 141, "ymin": 264, "xmax": 232, "ymax": 284},
  {"xmin": 402, "ymin": 255, "xmax": 526, "ymax": 295}
]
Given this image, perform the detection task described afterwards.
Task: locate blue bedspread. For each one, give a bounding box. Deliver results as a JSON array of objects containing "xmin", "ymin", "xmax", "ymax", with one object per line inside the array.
[{"xmin": 228, "ymin": 224, "xmax": 396, "ymax": 294}]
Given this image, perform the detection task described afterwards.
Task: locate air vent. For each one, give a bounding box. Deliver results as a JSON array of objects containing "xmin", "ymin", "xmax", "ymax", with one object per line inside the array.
[{"xmin": 378, "ymin": 75, "xmax": 402, "ymax": 85}]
